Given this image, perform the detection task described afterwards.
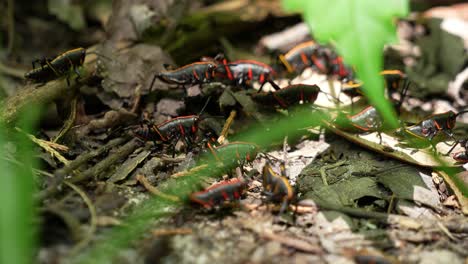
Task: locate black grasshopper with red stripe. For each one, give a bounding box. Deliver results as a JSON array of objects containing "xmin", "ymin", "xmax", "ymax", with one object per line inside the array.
[
  {"xmin": 262, "ymin": 162, "xmax": 294, "ymax": 214},
  {"xmin": 215, "ymin": 59, "xmax": 280, "ymax": 90},
  {"xmin": 133, "ymin": 98, "xmax": 212, "ymax": 153},
  {"xmin": 381, "ymin": 70, "xmax": 406, "ymax": 92},
  {"xmin": 334, "ymin": 80, "xmax": 410, "ymax": 143},
  {"xmin": 328, "ymin": 54, "xmax": 355, "ymax": 82},
  {"xmin": 134, "ymin": 115, "xmax": 203, "ymax": 153},
  {"xmin": 149, "ymin": 61, "xmax": 217, "ymax": 90},
  {"xmin": 25, "ymin": 48, "xmax": 86, "ymax": 85},
  {"xmin": 278, "ymin": 41, "xmax": 330, "ymax": 75},
  {"xmin": 252, "ymin": 84, "xmax": 321, "ymax": 109},
  {"xmin": 342, "ymin": 70, "xmax": 407, "ymax": 100},
  {"xmin": 190, "ymin": 178, "xmax": 247, "ymax": 209},
  {"xmin": 446, "ymin": 139, "xmax": 468, "ymax": 163},
  {"xmin": 334, "ymin": 106, "xmax": 384, "ymax": 134},
  {"xmin": 395, "ymin": 110, "xmax": 468, "ymax": 151}
]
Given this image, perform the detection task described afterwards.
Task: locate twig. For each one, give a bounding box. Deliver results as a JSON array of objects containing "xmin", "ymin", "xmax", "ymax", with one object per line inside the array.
[
  {"xmin": 55, "ymin": 137, "xmax": 127, "ymax": 177},
  {"xmin": 16, "ymin": 127, "xmax": 69, "ymax": 165},
  {"xmin": 37, "ymin": 137, "xmax": 128, "ymax": 200},
  {"xmin": 171, "ymin": 164, "xmax": 209, "ymax": 178},
  {"xmin": 130, "ymin": 84, "xmax": 142, "ymax": 113},
  {"xmin": 65, "ymin": 181, "xmax": 97, "ymax": 256},
  {"xmin": 436, "ymin": 221, "xmax": 456, "ymax": 241},
  {"xmin": 217, "ymin": 110, "xmax": 236, "ymax": 144},
  {"xmin": 315, "ymin": 200, "xmax": 422, "ymax": 230},
  {"xmin": 1, "ymin": 71, "xmax": 83, "ymax": 126},
  {"xmin": 319, "ymin": 160, "xmax": 346, "ymax": 186},
  {"xmin": 53, "ymin": 97, "xmax": 78, "ymax": 143},
  {"xmin": 151, "ymin": 228, "xmax": 192, "ymax": 236},
  {"xmin": 136, "ymin": 174, "xmax": 181, "ymax": 202},
  {"xmin": 328, "ymin": 79, "xmax": 338, "ymax": 108},
  {"xmin": 73, "ymin": 138, "xmax": 140, "ymax": 182},
  {"xmin": 160, "ymin": 154, "xmax": 186, "ymax": 163}
]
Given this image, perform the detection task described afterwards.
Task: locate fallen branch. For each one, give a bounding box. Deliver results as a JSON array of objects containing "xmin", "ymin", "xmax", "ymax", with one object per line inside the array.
[
  {"xmin": 55, "ymin": 137, "xmax": 127, "ymax": 178},
  {"xmin": 0, "ymin": 44, "xmax": 133, "ymax": 126},
  {"xmin": 37, "ymin": 137, "xmax": 129, "ymax": 200},
  {"xmin": 74, "ymin": 138, "xmax": 140, "ymax": 182}
]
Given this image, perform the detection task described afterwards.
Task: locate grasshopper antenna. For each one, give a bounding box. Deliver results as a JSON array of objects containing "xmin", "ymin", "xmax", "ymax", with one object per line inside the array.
[{"xmin": 198, "ymin": 96, "xmax": 212, "ymax": 116}]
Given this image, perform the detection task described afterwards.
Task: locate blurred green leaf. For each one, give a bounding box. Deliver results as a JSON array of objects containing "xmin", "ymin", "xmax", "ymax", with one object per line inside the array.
[
  {"xmin": 48, "ymin": 0, "xmax": 86, "ymax": 30},
  {"xmin": 283, "ymin": 0, "xmax": 408, "ymax": 128},
  {"xmin": 0, "ymin": 108, "xmax": 39, "ymax": 264}
]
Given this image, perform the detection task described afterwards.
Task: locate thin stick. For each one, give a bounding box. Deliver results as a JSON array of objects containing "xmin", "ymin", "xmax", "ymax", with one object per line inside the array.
[
  {"xmin": 217, "ymin": 110, "xmax": 236, "ymax": 144},
  {"xmin": 152, "ymin": 228, "xmax": 192, "ymax": 236},
  {"xmin": 53, "ymin": 97, "xmax": 77, "ymax": 143},
  {"xmin": 207, "ymin": 143, "xmax": 221, "ymax": 163},
  {"xmin": 328, "ymin": 79, "xmax": 338, "ymax": 108},
  {"xmin": 319, "ymin": 160, "xmax": 346, "ymax": 186},
  {"xmin": 136, "ymin": 174, "xmax": 180, "ymax": 202},
  {"xmin": 130, "ymin": 84, "xmax": 142, "ymax": 113},
  {"xmin": 65, "ymin": 181, "xmax": 97, "ymax": 256},
  {"xmin": 16, "ymin": 127, "xmax": 69, "ymax": 165},
  {"xmin": 55, "ymin": 137, "xmax": 126, "ymax": 177},
  {"xmin": 171, "ymin": 164, "xmax": 209, "ymax": 178},
  {"xmin": 73, "ymin": 139, "xmax": 139, "ymax": 182}
]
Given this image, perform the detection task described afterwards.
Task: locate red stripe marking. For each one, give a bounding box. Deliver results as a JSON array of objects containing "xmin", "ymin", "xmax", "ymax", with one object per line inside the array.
[
  {"xmin": 311, "ymin": 55, "xmax": 326, "ymax": 72},
  {"xmin": 179, "ymin": 124, "xmax": 185, "ymax": 136},
  {"xmin": 300, "ymin": 53, "xmax": 308, "ymax": 65},
  {"xmin": 351, "ymin": 123, "xmax": 371, "ymax": 131},
  {"xmin": 223, "ymin": 59, "xmax": 234, "ymax": 80},
  {"xmin": 273, "ymin": 93, "xmax": 288, "ymax": 108},
  {"xmin": 221, "ymin": 191, "xmax": 229, "ymax": 200},
  {"xmin": 248, "ymin": 68, "xmax": 253, "ymax": 80},
  {"xmin": 153, "ymin": 125, "xmax": 168, "ymax": 141},
  {"xmin": 259, "ymin": 73, "xmax": 265, "ymax": 83},
  {"xmin": 192, "ymin": 69, "xmax": 199, "ymax": 80}
]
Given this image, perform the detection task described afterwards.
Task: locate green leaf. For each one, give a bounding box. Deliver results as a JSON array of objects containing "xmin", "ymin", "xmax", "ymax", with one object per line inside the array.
[
  {"xmin": 48, "ymin": 0, "xmax": 86, "ymax": 30},
  {"xmin": 283, "ymin": 0, "xmax": 408, "ymax": 128},
  {"xmin": 305, "ymin": 177, "xmax": 384, "ymax": 207}
]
